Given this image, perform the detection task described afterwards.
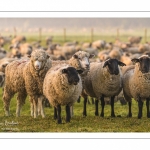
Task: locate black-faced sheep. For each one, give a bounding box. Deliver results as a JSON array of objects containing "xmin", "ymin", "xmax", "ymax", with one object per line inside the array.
[
  {"xmin": 122, "ymin": 55, "xmax": 150, "ymax": 119},
  {"xmin": 83, "ymin": 58, "xmax": 126, "ymax": 117},
  {"xmin": 43, "ymin": 64, "xmax": 83, "ymax": 124}
]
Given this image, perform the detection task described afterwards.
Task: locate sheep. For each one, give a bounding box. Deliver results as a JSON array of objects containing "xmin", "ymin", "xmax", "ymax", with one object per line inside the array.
[
  {"xmin": 11, "ymin": 35, "xmax": 26, "ymax": 44},
  {"xmin": 2, "ymin": 49, "xmax": 51, "ymax": 118},
  {"xmin": 0, "ymin": 57, "xmax": 17, "ymax": 73},
  {"xmin": 122, "ymin": 55, "xmax": 150, "ymax": 119},
  {"xmin": 43, "ymin": 64, "xmax": 83, "ymax": 124},
  {"xmin": 128, "ymin": 36, "xmax": 142, "ymax": 45},
  {"xmin": 0, "ymin": 47, "xmax": 7, "ymax": 59},
  {"xmin": 83, "ymin": 58, "xmax": 126, "ymax": 117},
  {"xmin": 48, "ymin": 50, "xmax": 94, "ymax": 118},
  {"xmin": 92, "ymin": 40, "xmax": 106, "ymax": 49},
  {"xmin": 23, "ymin": 49, "xmax": 52, "ymax": 118},
  {"xmin": 0, "ymin": 71, "xmax": 5, "ymax": 87}
]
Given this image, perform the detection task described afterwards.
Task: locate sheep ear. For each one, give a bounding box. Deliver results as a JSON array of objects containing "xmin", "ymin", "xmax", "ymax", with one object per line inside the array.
[
  {"xmin": 118, "ymin": 61, "xmax": 126, "ymax": 66},
  {"xmin": 77, "ymin": 70, "xmax": 83, "ymax": 74},
  {"xmin": 103, "ymin": 61, "xmax": 108, "ymax": 68},
  {"xmin": 28, "ymin": 54, "xmax": 31, "ymax": 58},
  {"xmin": 131, "ymin": 58, "xmax": 139, "ymax": 63},
  {"xmin": 62, "ymin": 69, "xmax": 68, "ymax": 74},
  {"xmin": 9, "ymin": 45, "xmax": 13, "ymax": 49},
  {"xmin": 73, "ymin": 54, "xmax": 78, "ymax": 59},
  {"xmin": 47, "ymin": 55, "xmax": 50, "ymax": 59},
  {"xmin": 2, "ymin": 64, "xmax": 8, "ymax": 68},
  {"xmin": 89, "ymin": 54, "xmax": 95, "ymax": 58}
]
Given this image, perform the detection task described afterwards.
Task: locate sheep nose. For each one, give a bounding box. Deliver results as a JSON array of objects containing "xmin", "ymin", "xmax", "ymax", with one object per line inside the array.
[{"xmin": 86, "ymin": 64, "xmax": 90, "ymax": 68}]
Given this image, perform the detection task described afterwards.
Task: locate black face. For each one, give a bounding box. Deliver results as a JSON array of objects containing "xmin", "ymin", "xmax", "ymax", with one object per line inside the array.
[
  {"xmin": 62, "ymin": 67, "xmax": 82, "ymax": 85},
  {"xmin": 103, "ymin": 59, "xmax": 126, "ymax": 75},
  {"xmin": 132, "ymin": 56, "xmax": 150, "ymax": 73}
]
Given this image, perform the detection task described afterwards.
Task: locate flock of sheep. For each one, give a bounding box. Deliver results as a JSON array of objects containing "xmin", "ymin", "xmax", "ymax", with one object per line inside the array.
[{"xmin": 0, "ymin": 34, "xmax": 150, "ymax": 124}]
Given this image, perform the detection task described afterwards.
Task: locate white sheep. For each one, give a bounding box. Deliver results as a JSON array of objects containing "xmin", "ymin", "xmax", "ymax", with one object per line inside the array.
[
  {"xmin": 122, "ymin": 55, "xmax": 150, "ymax": 118},
  {"xmin": 43, "ymin": 64, "xmax": 83, "ymax": 124},
  {"xmin": 83, "ymin": 58, "xmax": 126, "ymax": 117},
  {"xmin": 2, "ymin": 49, "xmax": 51, "ymax": 118}
]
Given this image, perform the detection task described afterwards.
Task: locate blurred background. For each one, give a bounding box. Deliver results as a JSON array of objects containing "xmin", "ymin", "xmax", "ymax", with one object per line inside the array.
[{"xmin": 0, "ymin": 18, "xmax": 150, "ymax": 43}]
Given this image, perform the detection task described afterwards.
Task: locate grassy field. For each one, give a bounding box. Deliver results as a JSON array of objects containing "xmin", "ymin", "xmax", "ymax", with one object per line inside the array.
[
  {"xmin": 0, "ymin": 88, "xmax": 150, "ymax": 132},
  {"xmin": 1, "ymin": 34, "xmax": 150, "ymax": 133}
]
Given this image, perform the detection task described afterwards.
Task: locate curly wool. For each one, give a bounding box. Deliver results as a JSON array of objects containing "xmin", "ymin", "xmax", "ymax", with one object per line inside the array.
[
  {"xmin": 84, "ymin": 62, "xmax": 122, "ymax": 98},
  {"xmin": 23, "ymin": 49, "xmax": 52, "ymax": 99},
  {"xmin": 43, "ymin": 64, "xmax": 82, "ymax": 107}
]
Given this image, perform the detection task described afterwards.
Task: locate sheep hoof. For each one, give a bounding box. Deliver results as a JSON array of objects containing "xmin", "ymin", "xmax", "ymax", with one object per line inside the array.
[
  {"xmin": 95, "ymin": 112, "xmax": 99, "ymax": 116},
  {"xmin": 127, "ymin": 113, "xmax": 132, "ymax": 117},
  {"xmin": 147, "ymin": 113, "xmax": 150, "ymax": 118},
  {"xmin": 54, "ymin": 115, "xmax": 57, "ymax": 120},
  {"xmin": 111, "ymin": 114, "xmax": 116, "ymax": 117},
  {"xmin": 57, "ymin": 120, "xmax": 62, "ymax": 124},
  {"xmin": 100, "ymin": 113, "xmax": 104, "ymax": 117},
  {"xmin": 138, "ymin": 114, "xmax": 142, "ymax": 119},
  {"xmin": 66, "ymin": 120, "xmax": 70, "ymax": 123},
  {"xmin": 83, "ymin": 112, "xmax": 87, "ymax": 117}
]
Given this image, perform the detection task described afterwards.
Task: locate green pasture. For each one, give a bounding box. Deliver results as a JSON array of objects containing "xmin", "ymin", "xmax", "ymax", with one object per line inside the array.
[{"xmin": 0, "ymin": 88, "xmax": 150, "ymax": 132}]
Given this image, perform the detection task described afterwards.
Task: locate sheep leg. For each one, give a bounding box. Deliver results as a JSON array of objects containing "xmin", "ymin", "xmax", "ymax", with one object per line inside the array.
[
  {"xmin": 95, "ymin": 99, "xmax": 99, "ymax": 116},
  {"xmin": 123, "ymin": 91, "xmax": 132, "ymax": 117},
  {"xmin": 111, "ymin": 96, "xmax": 116, "ymax": 117},
  {"xmin": 57, "ymin": 105, "xmax": 62, "ymax": 124},
  {"xmin": 30, "ymin": 102, "xmax": 34, "ymax": 117},
  {"xmin": 66, "ymin": 105, "xmax": 70, "ymax": 123},
  {"xmin": 146, "ymin": 98, "xmax": 150, "ymax": 118},
  {"xmin": 38, "ymin": 96, "xmax": 45, "ymax": 118},
  {"xmin": 91, "ymin": 98, "xmax": 95, "ymax": 104},
  {"xmin": 2, "ymin": 90, "xmax": 14, "ymax": 116},
  {"xmin": 54, "ymin": 107, "xmax": 57, "ymax": 120},
  {"xmin": 77, "ymin": 96, "xmax": 81, "ymax": 103},
  {"xmin": 16, "ymin": 92, "xmax": 27, "ymax": 117},
  {"xmin": 138, "ymin": 97, "xmax": 143, "ymax": 119},
  {"xmin": 83, "ymin": 96, "xmax": 87, "ymax": 116},
  {"xmin": 70, "ymin": 106, "xmax": 73, "ymax": 118},
  {"xmin": 33, "ymin": 99, "xmax": 38, "ymax": 118},
  {"xmin": 127, "ymin": 101, "xmax": 132, "ymax": 117},
  {"xmin": 100, "ymin": 95, "xmax": 105, "ymax": 117}
]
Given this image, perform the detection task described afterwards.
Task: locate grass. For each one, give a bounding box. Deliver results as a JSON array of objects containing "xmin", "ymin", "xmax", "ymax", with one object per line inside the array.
[
  {"xmin": 1, "ymin": 34, "xmax": 150, "ymax": 133},
  {"xmin": 0, "ymin": 89, "xmax": 150, "ymax": 132}
]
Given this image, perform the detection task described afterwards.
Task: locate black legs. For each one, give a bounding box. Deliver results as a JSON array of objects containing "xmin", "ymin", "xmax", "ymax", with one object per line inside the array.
[
  {"xmin": 54, "ymin": 104, "xmax": 71, "ymax": 124},
  {"xmin": 83, "ymin": 97, "xmax": 87, "ymax": 116},
  {"xmin": 66, "ymin": 105, "xmax": 71, "ymax": 122},
  {"xmin": 111, "ymin": 96, "xmax": 116, "ymax": 117},
  {"xmin": 138, "ymin": 97, "xmax": 143, "ymax": 119},
  {"xmin": 57, "ymin": 105, "xmax": 62, "ymax": 124},
  {"xmin": 146, "ymin": 98, "xmax": 150, "ymax": 118},
  {"xmin": 100, "ymin": 95, "xmax": 105, "ymax": 117},
  {"xmin": 95, "ymin": 99, "xmax": 99, "ymax": 116},
  {"xmin": 127, "ymin": 101, "xmax": 132, "ymax": 117},
  {"xmin": 54, "ymin": 107, "xmax": 57, "ymax": 120}
]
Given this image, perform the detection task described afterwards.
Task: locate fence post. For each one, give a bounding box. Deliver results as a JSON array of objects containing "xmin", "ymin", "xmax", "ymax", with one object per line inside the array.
[
  {"xmin": 64, "ymin": 28, "xmax": 66, "ymax": 42},
  {"xmin": 117, "ymin": 28, "xmax": 119, "ymax": 40},
  {"xmin": 145, "ymin": 28, "xmax": 147, "ymax": 43},
  {"xmin": 39, "ymin": 27, "xmax": 42, "ymax": 41},
  {"xmin": 91, "ymin": 28, "xmax": 94, "ymax": 42}
]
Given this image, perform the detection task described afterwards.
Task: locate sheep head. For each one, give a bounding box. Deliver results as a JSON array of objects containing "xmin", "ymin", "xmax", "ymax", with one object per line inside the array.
[{"xmin": 103, "ymin": 58, "xmax": 126, "ymax": 75}]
